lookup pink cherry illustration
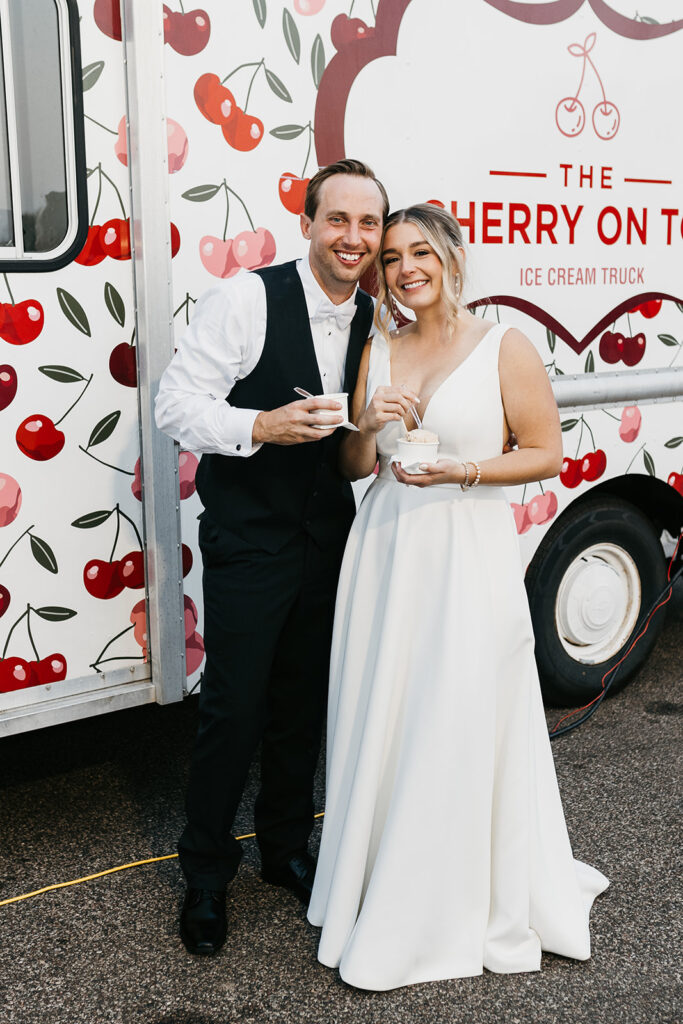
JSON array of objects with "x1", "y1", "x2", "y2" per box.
[
  {"x1": 185, "y1": 630, "x2": 205, "y2": 674},
  {"x1": 199, "y1": 236, "x2": 241, "y2": 278},
  {"x1": 130, "y1": 598, "x2": 147, "y2": 657},
  {"x1": 232, "y1": 228, "x2": 277, "y2": 271},
  {"x1": 131, "y1": 456, "x2": 142, "y2": 501},
  {"x1": 294, "y1": 0, "x2": 326, "y2": 13},
  {"x1": 114, "y1": 116, "x2": 128, "y2": 166},
  {"x1": 178, "y1": 451, "x2": 198, "y2": 499},
  {"x1": 527, "y1": 491, "x2": 558, "y2": 526},
  {"x1": 619, "y1": 406, "x2": 641, "y2": 443},
  {"x1": 0, "y1": 473, "x2": 22, "y2": 527},
  {"x1": 511, "y1": 502, "x2": 532, "y2": 534},
  {"x1": 184, "y1": 594, "x2": 198, "y2": 639},
  {"x1": 167, "y1": 118, "x2": 189, "y2": 173}
]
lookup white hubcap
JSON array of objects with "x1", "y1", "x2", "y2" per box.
[{"x1": 555, "y1": 543, "x2": 641, "y2": 664}]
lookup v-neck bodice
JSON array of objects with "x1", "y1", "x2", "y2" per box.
[{"x1": 367, "y1": 322, "x2": 508, "y2": 471}]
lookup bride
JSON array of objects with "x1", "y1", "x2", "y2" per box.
[{"x1": 307, "y1": 203, "x2": 609, "y2": 991}]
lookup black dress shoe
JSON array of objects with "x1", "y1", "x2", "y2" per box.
[
  {"x1": 261, "y1": 851, "x2": 316, "y2": 905},
  {"x1": 180, "y1": 887, "x2": 227, "y2": 955}
]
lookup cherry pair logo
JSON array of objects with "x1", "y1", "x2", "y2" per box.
[{"x1": 556, "y1": 33, "x2": 619, "y2": 140}]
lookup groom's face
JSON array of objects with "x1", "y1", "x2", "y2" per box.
[{"x1": 300, "y1": 174, "x2": 384, "y2": 300}]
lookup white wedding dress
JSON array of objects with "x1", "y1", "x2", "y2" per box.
[{"x1": 307, "y1": 323, "x2": 609, "y2": 991}]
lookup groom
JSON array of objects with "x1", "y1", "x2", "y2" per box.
[{"x1": 155, "y1": 159, "x2": 388, "y2": 955}]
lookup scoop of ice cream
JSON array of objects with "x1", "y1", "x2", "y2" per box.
[{"x1": 404, "y1": 428, "x2": 439, "y2": 444}]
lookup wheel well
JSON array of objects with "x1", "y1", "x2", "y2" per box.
[{"x1": 553, "y1": 473, "x2": 683, "y2": 539}]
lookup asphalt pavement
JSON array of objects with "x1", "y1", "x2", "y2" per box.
[{"x1": 0, "y1": 615, "x2": 681, "y2": 1024}]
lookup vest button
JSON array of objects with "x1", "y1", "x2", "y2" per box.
[{"x1": 312, "y1": 490, "x2": 318, "y2": 497}]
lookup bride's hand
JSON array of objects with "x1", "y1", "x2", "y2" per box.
[
  {"x1": 391, "y1": 459, "x2": 461, "y2": 487},
  {"x1": 357, "y1": 386, "x2": 420, "y2": 435}
]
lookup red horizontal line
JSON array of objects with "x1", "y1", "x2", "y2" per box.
[
  {"x1": 624, "y1": 177, "x2": 672, "y2": 185},
  {"x1": 489, "y1": 170, "x2": 547, "y2": 178}
]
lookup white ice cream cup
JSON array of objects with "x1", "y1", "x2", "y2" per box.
[
  {"x1": 396, "y1": 438, "x2": 440, "y2": 473},
  {"x1": 311, "y1": 391, "x2": 348, "y2": 429}
]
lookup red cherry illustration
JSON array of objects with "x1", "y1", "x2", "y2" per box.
[
  {"x1": 635, "y1": 299, "x2": 662, "y2": 319},
  {"x1": 93, "y1": 0, "x2": 122, "y2": 41},
  {"x1": 199, "y1": 236, "x2": 241, "y2": 278},
  {"x1": 581, "y1": 449, "x2": 607, "y2": 482},
  {"x1": 0, "y1": 584, "x2": 10, "y2": 619},
  {"x1": 164, "y1": 7, "x2": 211, "y2": 56},
  {"x1": 511, "y1": 502, "x2": 532, "y2": 534},
  {"x1": 131, "y1": 457, "x2": 142, "y2": 502},
  {"x1": 560, "y1": 457, "x2": 583, "y2": 488},
  {"x1": 668, "y1": 472, "x2": 683, "y2": 497},
  {"x1": 592, "y1": 101, "x2": 619, "y2": 140},
  {"x1": 331, "y1": 14, "x2": 375, "y2": 49},
  {"x1": 622, "y1": 332, "x2": 645, "y2": 367},
  {"x1": 75, "y1": 225, "x2": 107, "y2": 266},
  {"x1": 185, "y1": 630, "x2": 205, "y2": 674},
  {"x1": 0, "y1": 299, "x2": 44, "y2": 345},
  {"x1": 16, "y1": 415, "x2": 65, "y2": 461},
  {"x1": 221, "y1": 108, "x2": 264, "y2": 152},
  {"x1": 0, "y1": 656, "x2": 31, "y2": 693},
  {"x1": 619, "y1": 406, "x2": 641, "y2": 443},
  {"x1": 279, "y1": 173, "x2": 309, "y2": 215},
  {"x1": 179, "y1": 451, "x2": 198, "y2": 498},
  {"x1": 84, "y1": 558, "x2": 125, "y2": 599},
  {"x1": 598, "y1": 330, "x2": 619, "y2": 364},
  {"x1": 0, "y1": 364, "x2": 17, "y2": 411},
  {"x1": 100, "y1": 218, "x2": 131, "y2": 260},
  {"x1": 117, "y1": 550, "x2": 145, "y2": 589},
  {"x1": 182, "y1": 543, "x2": 193, "y2": 577},
  {"x1": 232, "y1": 228, "x2": 276, "y2": 271},
  {"x1": 555, "y1": 97, "x2": 585, "y2": 137},
  {"x1": 171, "y1": 222, "x2": 181, "y2": 258},
  {"x1": 0, "y1": 473, "x2": 21, "y2": 526},
  {"x1": 194, "y1": 73, "x2": 238, "y2": 126},
  {"x1": 109, "y1": 342, "x2": 137, "y2": 388},
  {"x1": 526, "y1": 491, "x2": 559, "y2": 526},
  {"x1": 30, "y1": 653, "x2": 67, "y2": 686}
]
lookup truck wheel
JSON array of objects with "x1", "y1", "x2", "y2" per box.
[{"x1": 525, "y1": 496, "x2": 667, "y2": 707}]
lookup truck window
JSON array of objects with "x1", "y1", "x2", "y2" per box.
[{"x1": 0, "y1": 0, "x2": 87, "y2": 270}]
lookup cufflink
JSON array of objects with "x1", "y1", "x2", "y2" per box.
[{"x1": 236, "y1": 444, "x2": 241, "y2": 451}]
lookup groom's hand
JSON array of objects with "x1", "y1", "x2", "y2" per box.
[{"x1": 252, "y1": 398, "x2": 344, "y2": 445}]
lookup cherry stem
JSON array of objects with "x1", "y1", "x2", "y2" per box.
[
  {"x1": 177, "y1": 0, "x2": 185, "y2": 11},
  {"x1": 0, "y1": 524, "x2": 34, "y2": 569},
  {"x1": 349, "y1": 0, "x2": 356, "y2": 15},
  {"x1": 521, "y1": 483, "x2": 527, "y2": 505},
  {"x1": 627, "y1": 312, "x2": 633, "y2": 335},
  {"x1": 574, "y1": 418, "x2": 584, "y2": 459},
  {"x1": 2, "y1": 273, "x2": 14, "y2": 305},
  {"x1": 370, "y1": 0, "x2": 376, "y2": 16},
  {"x1": 2, "y1": 606, "x2": 28, "y2": 659},
  {"x1": 90, "y1": 623, "x2": 136, "y2": 671},
  {"x1": 539, "y1": 480, "x2": 545, "y2": 495},
  {"x1": 225, "y1": 182, "x2": 255, "y2": 231},
  {"x1": 78, "y1": 446, "x2": 135, "y2": 475},
  {"x1": 586, "y1": 54, "x2": 608, "y2": 108},
  {"x1": 222, "y1": 183, "x2": 231, "y2": 242},
  {"x1": 669, "y1": 344, "x2": 682, "y2": 368},
  {"x1": 118, "y1": 505, "x2": 144, "y2": 551},
  {"x1": 130, "y1": 327, "x2": 136, "y2": 347},
  {"x1": 243, "y1": 59, "x2": 265, "y2": 114},
  {"x1": 25, "y1": 606, "x2": 40, "y2": 661},
  {"x1": 92, "y1": 655, "x2": 145, "y2": 671},
  {"x1": 84, "y1": 113, "x2": 117, "y2": 136},
  {"x1": 90, "y1": 164, "x2": 104, "y2": 225},
  {"x1": 54, "y1": 374, "x2": 93, "y2": 427},
  {"x1": 581, "y1": 415, "x2": 596, "y2": 451},
  {"x1": 221, "y1": 61, "x2": 260, "y2": 85},
  {"x1": 301, "y1": 123, "x2": 313, "y2": 180},
  {"x1": 625, "y1": 442, "x2": 645, "y2": 474},
  {"x1": 109, "y1": 506, "x2": 121, "y2": 563},
  {"x1": 602, "y1": 409, "x2": 620, "y2": 421},
  {"x1": 99, "y1": 164, "x2": 127, "y2": 219},
  {"x1": 569, "y1": 53, "x2": 587, "y2": 108}
]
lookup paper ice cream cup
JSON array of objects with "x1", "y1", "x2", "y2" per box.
[
  {"x1": 311, "y1": 392, "x2": 348, "y2": 429},
  {"x1": 396, "y1": 438, "x2": 440, "y2": 473}
]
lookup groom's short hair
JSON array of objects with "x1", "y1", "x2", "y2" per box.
[{"x1": 305, "y1": 159, "x2": 389, "y2": 223}]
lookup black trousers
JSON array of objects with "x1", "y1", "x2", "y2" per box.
[{"x1": 178, "y1": 519, "x2": 347, "y2": 891}]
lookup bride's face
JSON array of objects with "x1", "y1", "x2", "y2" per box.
[{"x1": 381, "y1": 221, "x2": 444, "y2": 312}]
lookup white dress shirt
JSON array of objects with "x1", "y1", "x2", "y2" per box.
[{"x1": 154, "y1": 257, "x2": 361, "y2": 457}]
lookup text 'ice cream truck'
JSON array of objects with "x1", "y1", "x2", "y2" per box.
[{"x1": 1, "y1": 0, "x2": 681, "y2": 734}]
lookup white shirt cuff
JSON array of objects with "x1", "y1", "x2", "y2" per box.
[{"x1": 228, "y1": 407, "x2": 263, "y2": 457}]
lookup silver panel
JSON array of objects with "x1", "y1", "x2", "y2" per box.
[
  {"x1": 0, "y1": 680, "x2": 156, "y2": 737},
  {"x1": 552, "y1": 366, "x2": 683, "y2": 411},
  {"x1": 121, "y1": 0, "x2": 185, "y2": 704}
]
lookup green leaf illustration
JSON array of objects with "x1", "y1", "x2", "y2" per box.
[
  {"x1": 104, "y1": 282, "x2": 125, "y2": 327},
  {"x1": 584, "y1": 350, "x2": 595, "y2": 373},
  {"x1": 283, "y1": 9, "x2": 301, "y2": 64},
  {"x1": 640, "y1": 16, "x2": 660, "y2": 24},
  {"x1": 658, "y1": 333, "x2": 679, "y2": 347},
  {"x1": 269, "y1": 124, "x2": 305, "y2": 140},
  {"x1": 675, "y1": 302, "x2": 683, "y2": 315},
  {"x1": 38, "y1": 365, "x2": 85, "y2": 383},
  {"x1": 88, "y1": 411, "x2": 121, "y2": 448},
  {"x1": 554, "y1": 367, "x2": 565, "y2": 375},
  {"x1": 561, "y1": 418, "x2": 579, "y2": 431},
  {"x1": 82, "y1": 61, "x2": 104, "y2": 92},
  {"x1": 265, "y1": 68, "x2": 292, "y2": 102},
  {"x1": 664, "y1": 437, "x2": 683, "y2": 449},
  {"x1": 253, "y1": 0, "x2": 266, "y2": 28},
  {"x1": 30, "y1": 534, "x2": 58, "y2": 574},
  {"x1": 311, "y1": 34, "x2": 325, "y2": 89},
  {"x1": 71, "y1": 510, "x2": 114, "y2": 529},
  {"x1": 181, "y1": 184, "x2": 221, "y2": 202},
  {"x1": 34, "y1": 606, "x2": 77, "y2": 621},
  {"x1": 643, "y1": 450, "x2": 655, "y2": 477},
  {"x1": 546, "y1": 327, "x2": 556, "y2": 353},
  {"x1": 57, "y1": 288, "x2": 91, "y2": 336}
]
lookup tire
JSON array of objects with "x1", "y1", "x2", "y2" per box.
[{"x1": 525, "y1": 496, "x2": 667, "y2": 707}]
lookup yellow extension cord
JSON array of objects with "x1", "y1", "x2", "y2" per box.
[{"x1": 0, "y1": 812, "x2": 325, "y2": 908}]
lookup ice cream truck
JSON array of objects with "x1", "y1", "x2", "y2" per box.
[{"x1": 1, "y1": 0, "x2": 681, "y2": 735}]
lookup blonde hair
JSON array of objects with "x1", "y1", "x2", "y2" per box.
[{"x1": 374, "y1": 204, "x2": 466, "y2": 342}]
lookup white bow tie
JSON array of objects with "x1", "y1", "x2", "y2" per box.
[{"x1": 311, "y1": 300, "x2": 356, "y2": 331}]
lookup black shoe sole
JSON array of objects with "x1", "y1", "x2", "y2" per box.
[
  {"x1": 260, "y1": 868, "x2": 311, "y2": 906},
  {"x1": 180, "y1": 925, "x2": 225, "y2": 956}
]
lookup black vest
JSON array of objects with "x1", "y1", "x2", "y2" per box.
[{"x1": 195, "y1": 261, "x2": 373, "y2": 553}]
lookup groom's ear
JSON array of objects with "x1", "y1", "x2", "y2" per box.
[{"x1": 300, "y1": 213, "x2": 313, "y2": 239}]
